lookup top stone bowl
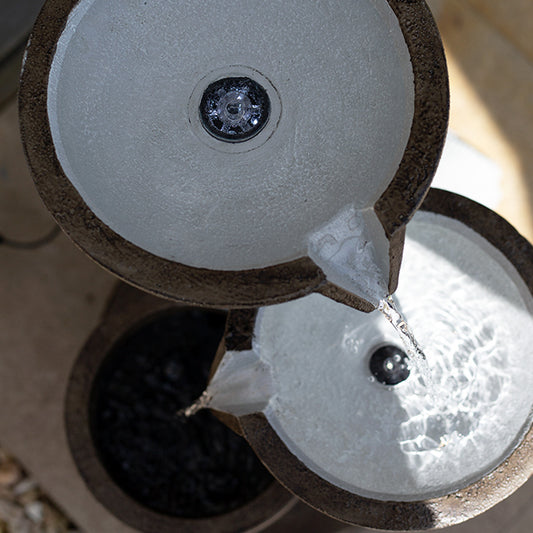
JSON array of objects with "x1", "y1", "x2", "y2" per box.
[{"x1": 19, "y1": 0, "x2": 448, "y2": 309}]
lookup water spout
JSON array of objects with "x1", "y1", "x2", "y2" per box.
[{"x1": 178, "y1": 349, "x2": 274, "y2": 419}]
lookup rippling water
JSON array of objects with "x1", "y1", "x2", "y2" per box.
[{"x1": 396, "y1": 274, "x2": 511, "y2": 456}]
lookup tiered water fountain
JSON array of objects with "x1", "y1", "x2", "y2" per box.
[{"x1": 18, "y1": 0, "x2": 532, "y2": 531}]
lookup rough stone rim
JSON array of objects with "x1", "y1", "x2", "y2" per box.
[
  {"x1": 19, "y1": 0, "x2": 448, "y2": 309},
  {"x1": 224, "y1": 189, "x2": 533, "y2": 530},
  {"x1": 64, "y1": 283, "x2": 296, "y2": 533}
]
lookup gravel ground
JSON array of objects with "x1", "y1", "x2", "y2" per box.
[{"x1": 0, "y1": 447, "x2": 81, "y2": 533}]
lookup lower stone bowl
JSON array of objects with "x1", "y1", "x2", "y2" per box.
[
  {"x1": 64, "y1": 284, "x2": 296, "y2": 533},
  {"x1": 209, "y1": 188, "x2": 533, "y2": 530}
]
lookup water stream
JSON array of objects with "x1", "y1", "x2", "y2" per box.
[
  {"x1": 177, "y1": 390, "x2": 212, "y2": 418},
  {"x1": 377, "y1": 295, "x2": 432, "y2": 388}
]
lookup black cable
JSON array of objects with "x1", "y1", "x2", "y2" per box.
[{"x1": 0, "y1": 224, "x2": 61, "y2": 250}]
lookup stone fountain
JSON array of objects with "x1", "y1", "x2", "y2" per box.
[{"x1": 17, "y1": 0, "x2": 532, "y2": 531}]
